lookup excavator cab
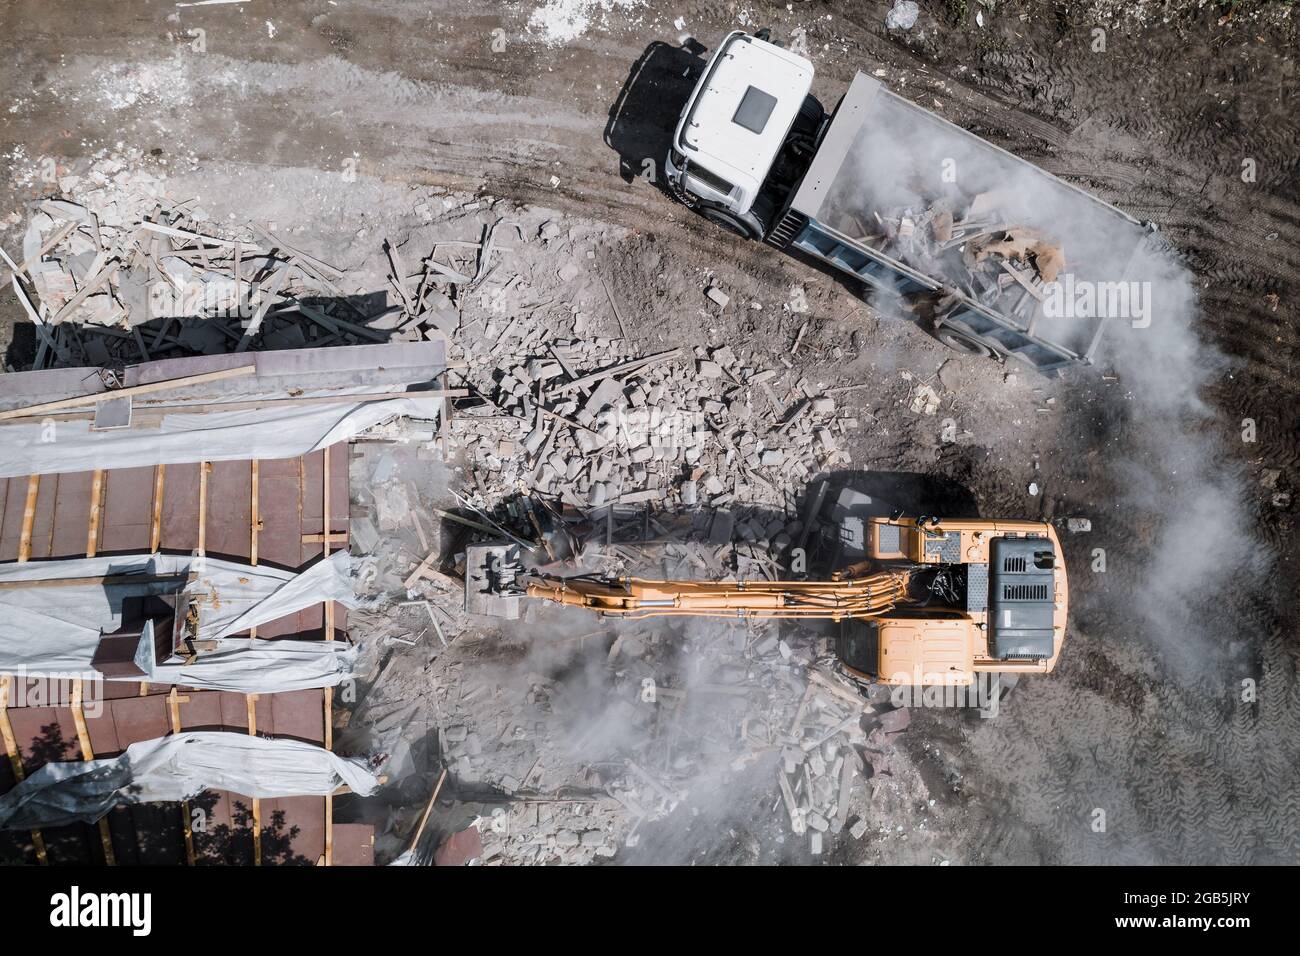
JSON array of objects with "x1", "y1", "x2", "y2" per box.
[{"x1": 831, "y1": 516, "x2": 1066, "y2": 686}]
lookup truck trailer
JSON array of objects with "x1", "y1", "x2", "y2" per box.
[{"x1": 665, "y1": 30, "x2": 1158, "y2": 374}]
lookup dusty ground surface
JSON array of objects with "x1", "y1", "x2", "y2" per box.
[{"x1": 1, "y1": 0, "x2": 1297, "y2": 865}]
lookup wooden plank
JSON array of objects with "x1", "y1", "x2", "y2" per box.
[
  {"x1": 555, "y1": 348, "x2": 681, "y2": 393},
  {"x1": 10, "y1": 275, "x2": 74, "y2": 364},
  {"x1": 250, "y1": 460, "x2": 259, "y2": 640},
  {"x1": 48, "y1": 261, "x2": 121, "y2": 325},
  {"x1": 2, "y1": 220, "x2": 76, "y2": 283},
  {"x1": 300, "y1": 532, "x2": 347, "y2": 544},
  {"x1": 198, "y1": 461, "x2": 209, "y2": 557},
  {"x1": 249, "y1": 223, "x2": 345, "y2": 280},
  {"x1": 599, "y1": 275, "x2": 629, "y2": 339},
  {"x1": 404, "y1": 547, "x2": 441, "y2": 590},
  {"x1": 85, "y1": 470, "x2": 104, "y2": 557},
  {"x1": 167, "y1": 687, "x2": 197, "y2": 866},
  {"x1": 27, "y1": 388, "x2": 467, "y2": 422},
  {"x1": 18, "y1": 476, "x2": 38, "y2": 562},
  {"x1": 0, "y1": 676, "x2": 48, "y2": 864},
  {"x1": 0, "y1": 572, "x2": 191, "y2": 591},
  {"x1": 138, "y1": 221, "x2": 263, "y2": 251},
  {"x1": 150, "y1": 464, "x2": 166, "y2": 552},
  {"x1": 322, "y1": 444, "x2": 334, "y2": 867},
  {"x1": 0, "y1": 365, "x2": 257, "y2": 421},
  {"x1": 250, "y1": 461, "x2": 260, "y2": 565},
  {"x1": 236, "y1": 258, "x2": 295, "y2": 352},
  {"x1": 246, "y1": 693, "x2": 262, "y2": 866},
  {"x1": 405, "y1": 767, "x2": 448, "y2": 858},
  {"x1": 71, "y1": 680, "x2": 116, "y2": 865}
]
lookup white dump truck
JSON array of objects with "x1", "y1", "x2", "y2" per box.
[{"x1": 665, "y1": 30, "x2": 1158, "y2": 374}]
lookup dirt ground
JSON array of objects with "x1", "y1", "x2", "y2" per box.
[{"x1": 1, "y1": 0, "x2": 1297, "y2": 865}]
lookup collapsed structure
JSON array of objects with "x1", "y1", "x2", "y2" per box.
[
  {"x1": 0, "y1": 145, "x2": 1040, "y2": 863},
  {"x1": 0, "y1": 342, "x2": 448, "y2": 865}
]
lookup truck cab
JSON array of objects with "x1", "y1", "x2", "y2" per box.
[{"x1": 665, "y1": 31, "x2": 817, "y2": 239}]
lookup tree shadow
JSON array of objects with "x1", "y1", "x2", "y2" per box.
[{"x1": 1, "y1": 720, "x2": 318, "y2": 865}]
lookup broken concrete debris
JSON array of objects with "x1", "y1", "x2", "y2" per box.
[
  {"x1": 447, "y1": 314, "x2": 856, "y2": 510},
  {"x1": 5, "y1": 157, "x2": 468, "y2": 369},
  {"x1": 885, "y1": 0, "x2": 920, "y2": 31}
]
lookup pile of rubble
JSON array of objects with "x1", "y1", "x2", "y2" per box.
[
  {"x1": 777, "y1": 667, "x2": 910, "y2": 852},
  {"x1": 436, "y1": 618, "x2": 914, "y2": 864},
  {"x1": 4, "y1": 152, "x2": 473, "y2": 368},
  {"x1": 448, "y1": 277, "x2": 858, "y2": 511}
]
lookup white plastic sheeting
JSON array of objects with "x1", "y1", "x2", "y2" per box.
[
  {"x1": 0, "y1": 551, "x2": 360, "y2": 692},
  {"x1": 0, "y1": 731, "x2": 379, "y2": 829},
  {"x1": 0, "y1": 396, "x2": 443, "y2": 479},
  {"x1": 144, "y1": 639, "x2": 358, "y2": 694}
]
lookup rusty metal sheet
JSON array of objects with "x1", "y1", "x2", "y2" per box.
[
  {"x1": 268, "y1": 688, "x2": 325, "y2": 745},
  {"x1": 205, "y1": 460, "x2": 252, "y2": 561},
  {"x1": 333, "y1": 823, "x2": 375, "y2": 866},
  {"x1": 159, "y1": 461, "x2": 201, "y2": 553},
  {"x1": 100, "y1": 466, "x2": 155, "y2": 554}
]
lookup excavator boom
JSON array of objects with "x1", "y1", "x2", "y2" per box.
[{"x1": 526, "y1": 569, "x2": 916, "y2": 621}]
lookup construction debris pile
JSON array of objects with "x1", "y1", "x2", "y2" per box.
[
  {"x1": 777, "y1": 666, "x2": 910, "y2": 852},
  {"x1": 855, "y1": 193, "x2": 1065, "y2": 321},
  {"x1": 3, "y1": 150, "x2": 470, "y2": 368},
  {"x1": 448, "y1": 306, "x2": 858, "y2": 511},
  {"x1": 356, "y1": 596, "x2": 912, "y2": 864}
]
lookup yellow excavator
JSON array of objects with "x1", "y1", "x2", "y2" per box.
[{"x1": 523, "y1": 515, "x2": 1067, "y2": 688}]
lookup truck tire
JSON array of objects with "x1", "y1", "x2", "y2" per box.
[
  {"x1": 935, "y1": 324, "x2": 993, "y2": 358},
  {"x1": 701, "y1": 206, "x2": 759, "y2": 240},
  {"x1": 798, "y1": 93, "x2": 825, "y2": 128}
]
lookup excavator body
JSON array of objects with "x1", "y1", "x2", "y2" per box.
[{"x1": 525, "y1": 514, "x2": 1068, "y2": 689}]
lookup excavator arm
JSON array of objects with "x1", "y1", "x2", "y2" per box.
[{"x1": 525, "y1": 568, "x2": 916, "y2": 621}]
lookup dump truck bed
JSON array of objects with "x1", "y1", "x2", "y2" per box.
[{"x1": 786, "y1": 73, "x2": 1152, "y2": 364}]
